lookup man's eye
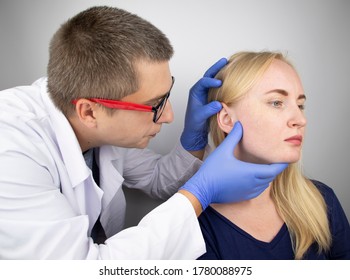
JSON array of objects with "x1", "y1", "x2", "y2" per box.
[
  {"x1": 154, "y1": 99, "x2": 163, "y2": 106},
  {"x1": 145, "y1": 100, "x2": 158, "y2": 107},
  {"x1": 153, "y1": 96, "x2": 167, "y2": 107}
]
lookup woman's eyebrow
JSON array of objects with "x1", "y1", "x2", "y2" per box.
[{"x1": 265, "y1": 89, "x2": 306, "y2": 100}]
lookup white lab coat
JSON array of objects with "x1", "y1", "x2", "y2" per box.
[{"x1": 0, "y1": 78, "x2": 206, "y2": 259}]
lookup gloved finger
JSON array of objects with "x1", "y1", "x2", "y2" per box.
[
  {"x1": 216, "y1": 121, "x2": 243, "y2": 153},
  {"x1": 254, "y1": 162, "x2": 289, "y2": 179},
  {"x1": 203, "y1": 58, "x2": 228, "y2": 78},
  {"x1": 199, "y1": 101, "x2": 222, "y2": 119},
  {"x1": 247, "y1": 183, "x2": 270, "y2": 200},
  {"x1": 253, "y1": 175, "x2": 276, "y2": 187},
  {"x1": 191, "y1": 77, "x2": 222, "y2": 95}
]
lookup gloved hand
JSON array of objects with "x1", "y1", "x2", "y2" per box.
[
  {"x1": 180, "y1": 58, "x2": 228, "y2": 151},
  {"x1": 180, "y1": 122, "x2": 288, "y2": 210}
]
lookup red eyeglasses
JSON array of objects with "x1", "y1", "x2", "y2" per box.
[{"x1": 72, "y1": 76, "x2": 175, "y2": 123}]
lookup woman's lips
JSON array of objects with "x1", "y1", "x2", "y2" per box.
[{"x1": 284, "y1": 135, "x2": 303, "y2": 145}]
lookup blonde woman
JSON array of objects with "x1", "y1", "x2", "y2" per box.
[{"x1": 198, "y1": 51, "x2": 350, "y2": 259}]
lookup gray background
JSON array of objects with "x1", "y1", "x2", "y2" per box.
[{"x1": 1, "y1": 0, "x2": 349, "y2": 226}]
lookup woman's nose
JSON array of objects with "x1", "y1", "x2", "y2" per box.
[{"x1": 287, "y1": 105, "x2": 307, "y2": 128}]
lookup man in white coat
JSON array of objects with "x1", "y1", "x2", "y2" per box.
[{"x1": 0, "y1": 6, "x2": 287, "y2": 259}]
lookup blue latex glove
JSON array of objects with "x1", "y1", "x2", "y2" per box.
[
  {"x1": 180, "y1": 58, "x2": 228, "y2": 151},
  {"x1": 180, "y1": 122, "x2": 288, "y2": 210}
]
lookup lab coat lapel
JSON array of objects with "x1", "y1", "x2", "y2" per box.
[
  {"x1": 41, "y1": 81, "x2": 103, "y2": 234},
  {"x1": 73, "y1": 178, "x2": 103, "y2": 234}
]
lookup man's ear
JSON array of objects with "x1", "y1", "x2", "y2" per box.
[
  {"x1": 217, "y1": 103, "x2": 237, "y2": 134},
  {"x1": 73, "y1": 99, "x2": 98, "y2": 128}
]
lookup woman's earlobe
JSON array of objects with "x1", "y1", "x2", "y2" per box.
[{"x1": 217, "y1": 103, "x2": 236, "y2": 134}]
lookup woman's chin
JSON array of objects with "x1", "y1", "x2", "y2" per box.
[{"x1": 238, "y1": 155, "x2": 299, "y2": 165}]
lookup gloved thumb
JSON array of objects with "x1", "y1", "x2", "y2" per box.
[{"x1": 217, "y1": 121, "x2": 243, "y2": 152}]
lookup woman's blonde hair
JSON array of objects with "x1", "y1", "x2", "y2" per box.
[{"x1": 208, "y1": 51, "x2": 331, "y2": 259}]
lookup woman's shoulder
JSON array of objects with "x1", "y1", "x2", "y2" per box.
[
  {"x1": 310, "y1": 179, "x2": 342, "y2": 214},
  {"x1": 310, "y1": 179, "x2": 336, "y2": 197}
]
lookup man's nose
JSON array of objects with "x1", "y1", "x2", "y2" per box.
[{"x1": 156, "y1": 100, "x2": 174, "y2": 124}]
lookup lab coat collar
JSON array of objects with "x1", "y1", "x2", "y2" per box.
[
  {"x1": 39, "y1": 78, "x2": 103, "y2": 231},
  {"x1": 39, "y1": 78, "x2": 92, "y2": 188}
]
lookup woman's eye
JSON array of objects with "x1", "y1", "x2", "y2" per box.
[
  {"x1": 270, "y1": 100, "x2": 284, "y2": 108},
  {"x1": 298, "y1": 104, "x2": 305, "y2": 110}
]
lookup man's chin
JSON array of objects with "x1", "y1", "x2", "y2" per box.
[{"x1": 136, "y1": 139, "x2": 151, "y2": 149}]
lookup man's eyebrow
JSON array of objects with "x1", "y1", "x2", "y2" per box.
[
  {"x1": 145, "y1": 76, "x2": 175, "y2": 104},
  {"x1": 146, "y1": 93, "x2": 167, "y2": 104},
  {"x1": 265, "y1": 89, "x2": 306, "y2": 100}
]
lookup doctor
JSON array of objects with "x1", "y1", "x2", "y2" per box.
[{"x1": 0, "y1": 6, "x2": 287, "y2": 259}]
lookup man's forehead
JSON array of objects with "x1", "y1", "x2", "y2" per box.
[{"x1": 122, "y1": 76, "x2": 172, "y2": 103}]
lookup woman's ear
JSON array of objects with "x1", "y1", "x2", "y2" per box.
[{"x1": 217, "y1": 103, "x2": 237, "y2": 134}]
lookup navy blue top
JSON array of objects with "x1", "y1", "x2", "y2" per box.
[{"x1": 198, "y1": 180, "x2": 350, "y2": 259}]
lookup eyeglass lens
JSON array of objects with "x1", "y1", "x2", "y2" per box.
[
  {"x1": 153, "y1": 76, "x2": 174, "y2": 123},
  {"x1": 154, "y1": 94, "x2": 169, "y2": 122}
]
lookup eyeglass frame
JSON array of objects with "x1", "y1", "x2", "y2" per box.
[{"x1": 72, "y1": 76, "x2": 175, "y2": 123}]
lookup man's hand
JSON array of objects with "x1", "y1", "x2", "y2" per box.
[
  {"x1": 180, "y1": 122, "x2": 288, "y2": 212},
  {"x1": 180, "y1": 58, "x2": 228, "y2": 153}
]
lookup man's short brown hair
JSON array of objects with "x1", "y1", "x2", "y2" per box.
[{"x1": 47, "y1": 6, "x2": 173, "y2": 116}]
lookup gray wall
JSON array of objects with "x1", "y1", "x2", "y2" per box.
[{"x1": 1, "y1": 0, "x2": 349, "y2": 225}]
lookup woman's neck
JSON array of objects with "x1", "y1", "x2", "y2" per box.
[{"x1": 211, "y1": 184, "x2": 284, "y2": 242}]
